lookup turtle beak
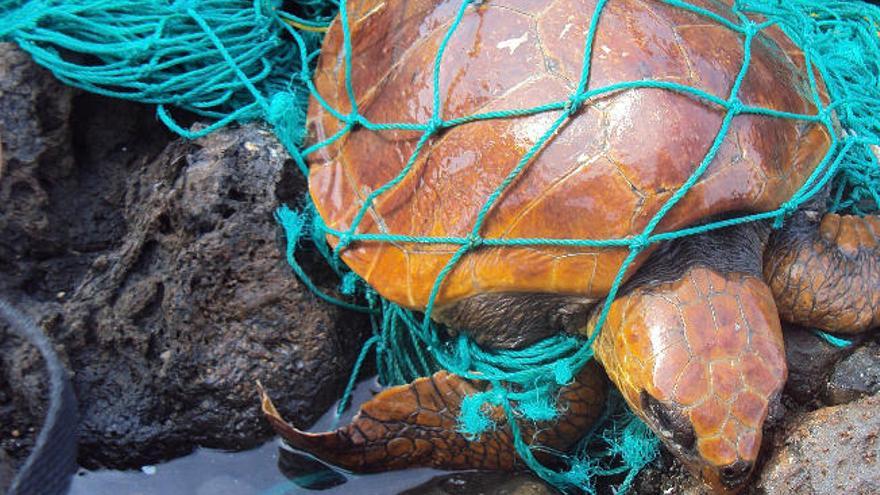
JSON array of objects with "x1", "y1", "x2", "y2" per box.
[
  {"x1": 638, "y1": 390, "x2": 758, "y2": 493},
  {"x1": 700, "y1": 460, "x2": 754, "y2": 494}
]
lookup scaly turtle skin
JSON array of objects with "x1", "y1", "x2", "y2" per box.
[{"x1": 262, "y1": 0, "x2": 880, "y2": 492}]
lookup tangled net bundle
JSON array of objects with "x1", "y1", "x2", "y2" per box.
[{"x1": 2, "y1": 0, "x2": 879, "y2": 492}]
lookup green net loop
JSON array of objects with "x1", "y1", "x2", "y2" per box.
[
  {"x1": 3, "y1": 0, "x2": 880, "y2": 492},
  {"x1": 0, "y1": 0, "x2": 329, "y2": 142}
]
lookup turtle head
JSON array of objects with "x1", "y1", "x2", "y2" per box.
[{"x1": 590, "y1": 266, "x2": 787, "y2": 493}]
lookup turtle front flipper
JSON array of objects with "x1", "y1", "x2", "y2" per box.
[
  {"x1": 260, "y1": 366, "x2": 606, "y2": 472},
  {"x1": 765, "y1": 213, "x2": 880, "y2": 333}
]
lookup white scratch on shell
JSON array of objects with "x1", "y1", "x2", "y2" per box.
[
  {"x1": 497, "y1": 32, "x2": 529, "y2": 55},
  {"x1": 560, "y1": 23, "x2": 573, "y2": 39}
]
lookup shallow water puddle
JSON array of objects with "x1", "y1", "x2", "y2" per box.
[{"x1": 70, "y1": 377, "x2": 447, "y2": 495}]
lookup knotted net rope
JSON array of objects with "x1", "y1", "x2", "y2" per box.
[{"x1": 2, "y1": 0, "x2": 879, "y2": 492}]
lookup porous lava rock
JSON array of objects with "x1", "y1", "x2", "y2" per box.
[{"x1": 0, "y1": 43, "x2": 368, "y2": 469}]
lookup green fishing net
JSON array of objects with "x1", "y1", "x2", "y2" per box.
[{"x1": 2, "y1": 0, "x2": 879, "y2": 493}]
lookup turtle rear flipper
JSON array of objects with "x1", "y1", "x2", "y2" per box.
[
  {"x1": 260, "y1": 366, "x2": 606, "y2": 472},
  {"x1": 765, "y1": 212, "x2": 880, "y2": 334}
]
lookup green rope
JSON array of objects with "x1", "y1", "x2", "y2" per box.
[
  {"x1": 3, "y1": 0, "x2": 879, "y2": 493},
  {"x1": 0, "y1": 0, "x2": 325, "y2": 146},
  {"x1": 811, "y1": 329, "x2": 854, "y2": 348}
]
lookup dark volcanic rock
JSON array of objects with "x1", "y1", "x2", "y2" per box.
[
  {"x1": 62, "y1": 123, "x2": 369, "y2": 468},
  {"x1": 782, "y1": 325, "x2": 854, "y2": 406},
  {"x1": 1, "y1": 43, "x2": 368, "y2": 470},
  {"x1": 0, "y1": 327, "x2": 45, "y2": 470},
  {"x1": 0, "y1": 42, "x2": 75, "y2": 291},
  {"x1": 824, "y1": 342, "x2": 880, "y2": 406},
  {"x1": 0, "y1": 448, "x2": 13, "y2": 492},
  {"x1": 632, "y1": 448, "x2": 704, "y2": 495},
  {"x1": 1, "y1": 40, "x2": 79, "y2": 472},
  {"x1": 757, "y1": 393, "x2": 880, "y2": 495}
]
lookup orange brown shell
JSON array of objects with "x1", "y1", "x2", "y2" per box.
[{"x1": 306, "y1": 0, "x2": 832, "y2": 311}]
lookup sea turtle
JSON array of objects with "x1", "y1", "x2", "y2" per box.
[{"x1": 261, "y1": 0, "x2": 880, "y2": 492}]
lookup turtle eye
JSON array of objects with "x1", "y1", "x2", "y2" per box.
[{"x1": 640, "y1": 391, "x2": 696, "y2": 451}]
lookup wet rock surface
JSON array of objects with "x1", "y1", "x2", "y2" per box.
[
  {"x1": 0, "y1": 40, "x2": 79, "y2": 471},
  {"x1": 62, "y1": 123, "x2": 368, "y2": 468},
  {"x1": 400, "y1": 472, "x2": 556, "y2": 495},
  {"x1": 781, "y1": 325, "x2": 856, "y2": 407},
  {"x1": 632, "y1": 449, "x2": 704, "y2": 495},
  {"x1": 0, "y1": 43, "x2": 75, "y2": 270},
  {"x1": 0, "y1": 448, "x2": 13, "y2": 492},
  {"x1": 1, "y1": 43, "x2": 368, "y2": 470},
  {"x1": 824, "y1": 341, "x2": 880, "y2": 406},
  {"x1": 758, "y1": 393, "x2": 880, "y2": 494},
  {"x1": 0, "y1": 329, "x2": 46, "y2": 475}
]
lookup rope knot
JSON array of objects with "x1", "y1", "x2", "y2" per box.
[
  {"x1": 630, "y1": 234, "x2": 649, "y2": 252},
  {"x1": 266, "y1": 92, "x2": 294, "y2": 127},
  {"x1": 781, "y1": 200, "x2": 798, "y2": 216},
  {"x1": 727, "y1": 97, "x2": 744, "y2": 115},
  {"x1": 465, "y1": 235, "x2": 483, "y2": 250},
  {"x1": 773, "y1": 201, "x2": 798, "y2": 229},
  {"x1": 741, "y1": 19, "x2": 759, "y2": 36},
  {"x1": 344, "y1": 112, "x2": 359, "y2": 128},
  {"x1": 553, "y1": 360, "x2": 573, "y2": 385},
  {"x1": 427, "y1": 115, "x2": 444, "y2": 134},
  {"x1": 566, "y1": 94, "x2": 584, "y2": 118},
  {"x1": 338, "y1": 232, "x2": 353, "y2": 249}
]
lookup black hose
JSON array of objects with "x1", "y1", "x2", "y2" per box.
[{"x1": 0, "y1": 299, "x2": 77, "y2": 495}]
